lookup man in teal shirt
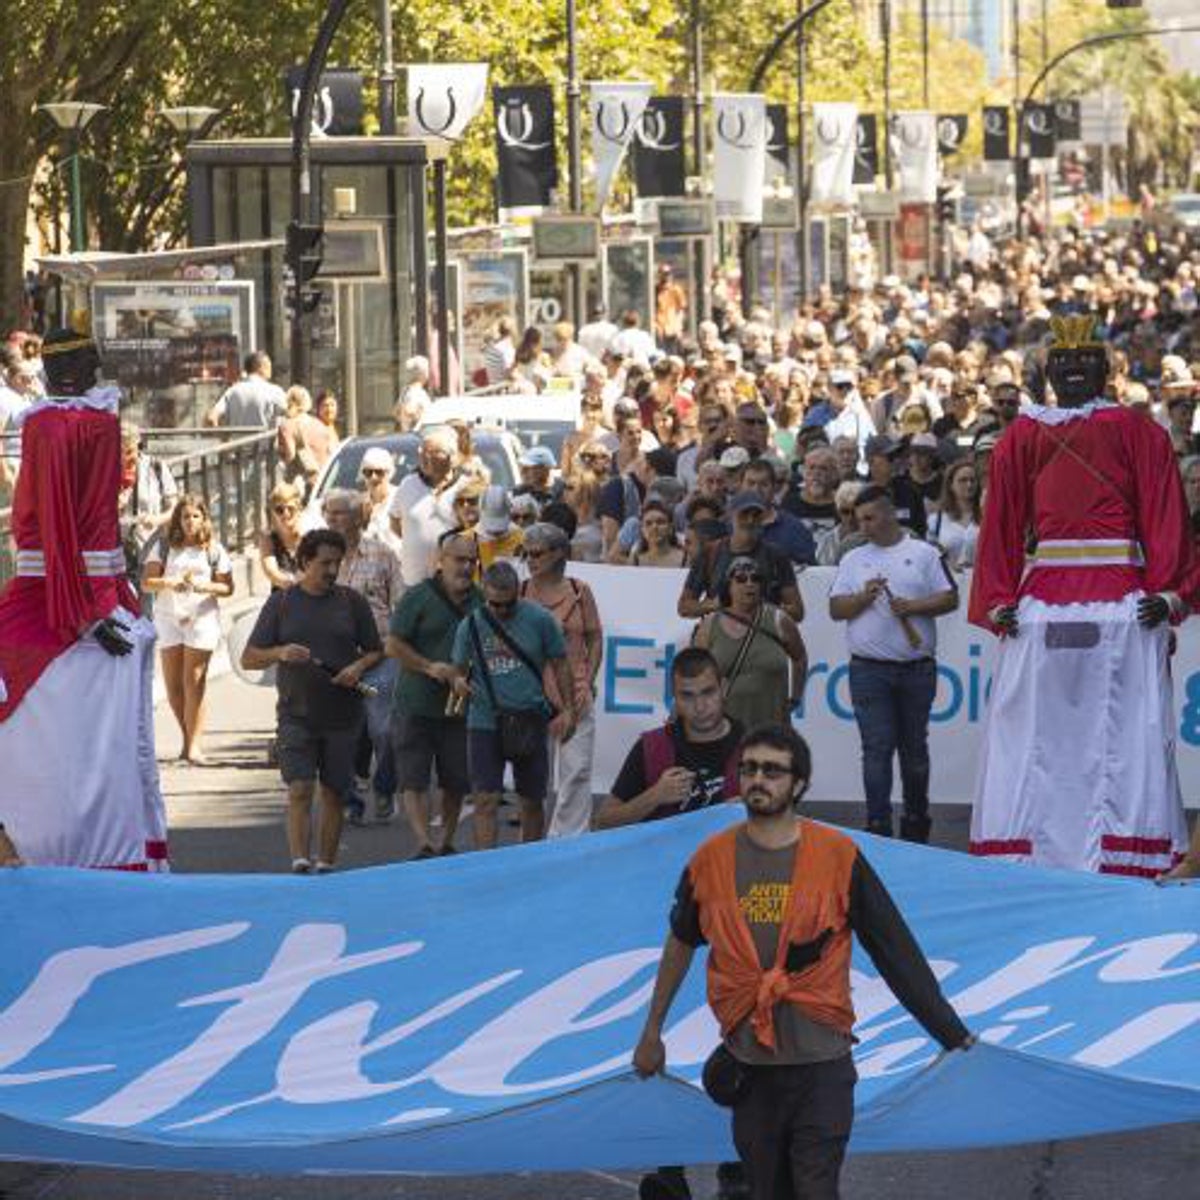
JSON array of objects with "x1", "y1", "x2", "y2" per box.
[
  {"x1": 387, "y1": 533, "x2": 482, "y2": 857},
  {"x1": 452, "y1": 561, "x2": 576, "y2": 848}
]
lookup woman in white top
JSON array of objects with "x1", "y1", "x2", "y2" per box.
[
  {"x1": 142, "y1": 495, "x2": 234, "y2": 764},
  {"x1": 930, "y1": 458, "x2": 981, "y2": 571}
]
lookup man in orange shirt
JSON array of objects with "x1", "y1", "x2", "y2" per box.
[
  {"x1": 633, "y1": 724, "x2": 972, "y2": 1200},
  {"x1": 655, "y1": 264, "x2": 688, "y2": 354}
]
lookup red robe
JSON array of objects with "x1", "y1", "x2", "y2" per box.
[
  {"x1": 0, "y1": 395, "x2": 138, "y2": 722},
  {"x1": 969, "y1": 405, "x2": 1197, "y2": 630}
]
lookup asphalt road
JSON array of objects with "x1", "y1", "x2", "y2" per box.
[{"x1": 2, "y1": 670, "x2": 1197, "y2": 1199}]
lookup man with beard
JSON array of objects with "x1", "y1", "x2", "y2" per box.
[{"x1": 633, "y1": 724, "x2": 973, "y2": 1200}]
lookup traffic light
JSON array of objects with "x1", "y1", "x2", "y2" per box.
[
  {"x1": 936, "y1": 185, "x2": 956, "y2": 224},
  {"x1": 286, "y1": 220, "x2": 324, "y2": 286}
]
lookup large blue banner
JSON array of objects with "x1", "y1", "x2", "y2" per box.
[{"x1": 2, "y1": 809, "x2": 1198, "y2": 1174}]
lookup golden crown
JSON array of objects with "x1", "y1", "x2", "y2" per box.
[{"x1": 1049, "y1": 314, "x2": 1101, "y2": 350}]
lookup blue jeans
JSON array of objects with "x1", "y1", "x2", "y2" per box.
[
  {"x1": 847, "y1": 657, "x2": 937, "y2": 826},
  {"x1": 362, "y1": 658, "x2": 398, "y2": 800}
]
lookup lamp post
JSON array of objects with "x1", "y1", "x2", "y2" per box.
[
  {"x1": 566, "y1": 0, "x2": 584, "y2": 323},
  {"x1": 38, "y1": 102, "x2": 106, "y2": 254},
  {"x1": 689, "y1": 0, "x2": 705, "y2": 181},
  {"x1": 162, "y1": 106, "x2": 221, "y2": 139}
]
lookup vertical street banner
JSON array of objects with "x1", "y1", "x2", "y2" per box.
[
  {"x1": 1024, "y1": 102, "x2": 1057, "y2": 160},
  {"x1": 854, "y1": 114, "x2": 879, "y2": 185},
  {"x1": 892, "y1": 111, "x2": 938, "y2": 204},
  {"x1": 406, "y1": 63, "x2": 489, "y2": 140},
  {"x1": 1054, "y1": 98, "x2": 1082, "y2": 143},
  {"x1": 494, "y1": 85, "x2": 557, "y2": 210},
  {"x1": 810, "y1": 102, "x2": 859, "y2": 208},
  {"x1": 633, "y1": 96, "x2": 687, "y2": 198},
  {"x1": 765, "y1": 103, "x2": 790, "y2": 184},
  {"x1": 937, "y1": 114, "x2": 968, "y2": 157},
  {"x1": 712, "y1": 93, "x2": 768, "y2": 223},
  {"x1": 284, "y1": 67, "x2": 364, "y2": 137},
  {"x1": 589, "y1": 81, "x2": 653, "y2": 210},
  {"x1": 982, "y1": 106, "x2": 1011, "y2": 161}
]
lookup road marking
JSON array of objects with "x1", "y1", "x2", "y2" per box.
[{"x1": 586, "y1": 1169, "x2": 639, "y2": 1193}]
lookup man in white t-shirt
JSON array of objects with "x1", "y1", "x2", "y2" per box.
[
  {"x1": 387, "y1": 427, "x2": 463, "y2": 587},
  {"x1": 823, "y1": 367, "x2": 876, "y2": 463},
  {"x1": 828, "y1": 486, "x2": 957, "y2": 843}
]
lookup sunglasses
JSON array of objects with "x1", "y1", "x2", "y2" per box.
[
  {"x1": 362, "y1": 468, "x2": 388, "y2": 478},
  {"x1": 581, "y1": 454, "x2": 611, "y2": 465},
  {"x1": 730, "y1": 570, "x2": 763, "y2": 584},
  {"x1": 738, "y1": 759, "x2": 793, "y2": 781},
  {"x1": 455, "y1": 495, "x2": 480, "y2": 507},
  {"x1": 512, "y1": 511, "x2": 537, "y2": 524},
  {"x1": 273, "y1": 505, "x2": 298, "y2": 515},
  {"x1": 739, "y1": 415, "x2": 768, "y2": 426},
  {"x1": 525, "y1": 548, "x2": 552, "y2": 560}
]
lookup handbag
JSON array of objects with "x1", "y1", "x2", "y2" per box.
[
  {"x1": 701, "y1": 1043, "x2": 753, "y2": 1108},
  {"x1": 468, "y1": 612, "x2": 549, "y2": 760}
]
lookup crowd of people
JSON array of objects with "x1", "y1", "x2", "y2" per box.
[
  {"x1": 5, "y1": 221, "x2": 1200, "y2": 881},
  {"x1": 4, "y1": 218, "x2": 1200, "y2": 1200}
]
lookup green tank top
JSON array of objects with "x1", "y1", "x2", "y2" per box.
[{"x1": 707, "y1": 605, "x2": 791, "y2": 732}]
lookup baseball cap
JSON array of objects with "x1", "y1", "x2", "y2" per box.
[
  {"x1": 894, "y1": 354, "x2": 918, "y2": 380},
  {"x1": 728, "y1": 490, "x2": 767, "y2": 514},
  {"x1": 830, "y1": 367, "x2": 857, "y2": 388},
  {"x1": 518, "y1": 445, "x2": 557, "y2": 469},
  {"x1": 908, "y1": 432, "x2": 939, "y2": 453},
  {"x1": 360, "y1": 446, "x2": 395, "y2": 474},
  {"x1": 718, "y1": 446, "x2": 751, "y2": 471},
  {"x1": 479, "y1": 486, "x2": 511, "y2": 536},
  {"x1": 864, "y1": 434, "x2": 899, "y2": 459}
]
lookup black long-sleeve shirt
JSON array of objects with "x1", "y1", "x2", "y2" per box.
[{"x1": 670, "y1": 846, "x2": 969, "y2": 1054}]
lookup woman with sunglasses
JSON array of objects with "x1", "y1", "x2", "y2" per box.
[
  {"x1": 691, "y1": 555, "x2": 807, "y2": 733},
  {"x1": 258, "y1": 482, "x2": 304, "y2": 591},
  {"x1": 560, "y1": 393, "x2": 613, "y2": 477}
]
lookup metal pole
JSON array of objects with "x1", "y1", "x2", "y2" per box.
[
  {"x1": 920, "y1": 0, "x2": 930, "y2": 109},
  {"x1": 379, "y1": 0, "x2": 396, "y2": 135},
  {"x1": 290, "y1": 0, "x2": 353, "y2": 387},
  {"x1": 882, "y1": 0, "x2": 892, "y2": 191},
  {"x1": 69, "y1": 133, "x2": 84, "y2": 253},
  {"x1": 1041, "y1": 0, "x2": 1048, "y2": 77},
  {"x1": 566, "y1": 0, "x2": 584, "y2": 323},
  {"x1": 433, "y1": 160, "x2": 451, "y2": 396},
  {"x1": 797, "y1": 0, "x2": 809, "y2": 304},
  {"x1": 690, "y1": 0, "x2": 705, "y2": 180}
]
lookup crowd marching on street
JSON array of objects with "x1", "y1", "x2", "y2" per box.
[{"x1": 4, "y1": 214, "x2": 1200, "y2": 1200}]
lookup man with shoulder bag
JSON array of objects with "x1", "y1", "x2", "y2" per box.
[{"x1": 451, "y1": 561, "x2": 577, "y2": 849}]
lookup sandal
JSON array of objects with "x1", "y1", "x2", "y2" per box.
[{"x1": 291, "y1": 858, "x2": 311, "y2": 874}]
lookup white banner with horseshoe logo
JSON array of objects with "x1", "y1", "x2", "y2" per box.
[
  {"x1": 810, "y1": 101, "x2": 859, "y2": 208},
  {"x1": 405, "y1": 63, "x2": 489, "y2": 141},
  {"x1": 589, "y1": 81, "x2": 653, "y2": 211},
  {"x1": 712, "y1": 93, "x2": 768, "y2": 223}
]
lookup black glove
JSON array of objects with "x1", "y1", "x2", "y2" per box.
[
  {"x1": 1137, "y1": 593, "x2": 1170, "y2": 629},
  {"x1": 93, "y1": 617, "x2": 134, "y2": 657},
  {"x1": 990, "y1": 605, "x2": 1019, "y2": 637}
]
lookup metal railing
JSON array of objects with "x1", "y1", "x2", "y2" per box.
[
  {"x1": 162, "y1": 430, "x2": 279, "y2": 558},
  {"x1": 0, "y1": 428, "x2": 279, "y2": 587}
]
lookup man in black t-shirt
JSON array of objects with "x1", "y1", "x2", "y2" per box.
[
  {"x1": 244, "y1": 529, "x2": 382, "y2": 874},
  {"x1": 593, "y1": 647, "x2": 747, "y2": 1200}
]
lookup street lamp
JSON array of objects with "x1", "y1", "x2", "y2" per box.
[
  {"x1": 38, "y1": 101, "x2": 106, "y2": 254},
  {"x1": 161, "y1": 106, "x2": 221, "y2": 138}
]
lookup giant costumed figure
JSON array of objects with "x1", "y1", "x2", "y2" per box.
[
  {"x1": 0, "y1": 329, "x2": 168, "y2": 869},
  {"x1": 968, "y1": 317, "x2": 1193, "y2": 876}
]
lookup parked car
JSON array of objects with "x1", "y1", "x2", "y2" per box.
[
  {"x1": 304, "y1": 428, "x2": 521, "y2": 528},
  {"x1": 418, "y1": 391, "x2": 580, "y2": 464},
  {"x1": 1164, "y1": 193, "x2": 1200, "y2": 234}
]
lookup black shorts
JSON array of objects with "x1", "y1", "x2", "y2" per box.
[
  {"x1": 467, "y1": 726, "x2": 549, "y2": 803},
  {"x1": 277, "y1": 714, "x2": 362, "y2": 795},
  {"x1": 392, "y1": 712, "x2": 470, "y2": 796}
]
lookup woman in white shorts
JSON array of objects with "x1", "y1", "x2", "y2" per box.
[{"x1": 142, "y1": 494, "x2": 233, "y2": 764}]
